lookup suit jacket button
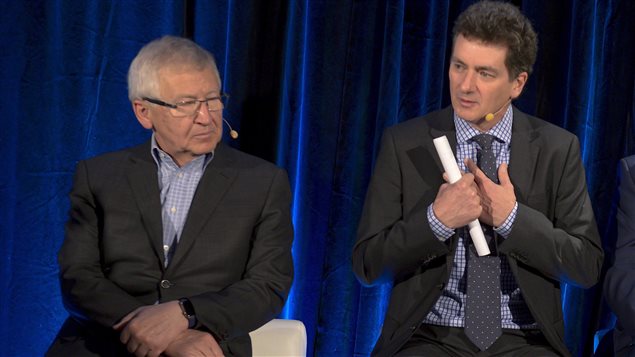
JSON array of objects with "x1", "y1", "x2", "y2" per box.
[{"x1": 160, "y1": 279, "x2": 172, "y2": 289}]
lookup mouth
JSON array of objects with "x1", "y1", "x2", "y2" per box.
[
  {"x1": 192, "y1": 131, "x2": 213, "y2": 140},
  {"x1": 457, "y1": 97, "x2": 478, "y2": 107}
]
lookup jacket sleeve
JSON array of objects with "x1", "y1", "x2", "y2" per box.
[
  {"x1": 500, "y1": 135, "x2": 603, "y2": 288},
  {"x1": 604, "y1": 157, "x2": 635, "y2": 335},
  {"x1": 190, "y1": 168, "x2": 294, "y2": 340},
  {"x1": 352, "y1": 128, "x2": 449, "y2": 286},
  {"x1": 58, "y1": 160, "x2": 145, "y2": 326}
]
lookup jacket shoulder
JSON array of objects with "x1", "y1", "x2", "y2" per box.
[
  {"x1": 390, "y1": 107, "x2": 451, "y2": 131},
  {"x1": 519, "y1": 112, "x2": 576, "y2": 140},
  {"x1": 218, "y1": 144, "x2": 284, "y2": 174}
]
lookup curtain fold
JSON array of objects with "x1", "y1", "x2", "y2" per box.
[{"x1": 2, "y1": 1, "x2": 634, "y2": 356}]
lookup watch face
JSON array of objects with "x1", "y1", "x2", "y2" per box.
[
  {"x1": 179, "y1": 298, "x2": 196, "y2": 328},
  {"x1": 179, "y1": 298, "x2": 195, "y2": 317}
]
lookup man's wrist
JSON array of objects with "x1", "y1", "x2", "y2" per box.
[
  {"x1": 427, "y1": 204, "x2": 455, "y2": 241},
  {"x1": 494, "y1": 201, "x2": 518, "y2": 238},
  {"x1": 178, "y1": 298, "x2": 197, "y2": 329}
]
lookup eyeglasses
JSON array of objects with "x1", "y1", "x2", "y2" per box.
[{"x1": 142, "y1": 93, "x2": 229, "y2": 118}]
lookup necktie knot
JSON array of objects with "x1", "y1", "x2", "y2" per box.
[
  {"x1": 472, "y1": 134, "x2": 498, "y2": 183},
  {"x1": 472, "y1": 134, "x2": 495, "y2": 151}
]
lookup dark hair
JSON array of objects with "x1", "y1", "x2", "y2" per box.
[{"x1": 452, "y1": 0, "x2": 538, "y2": 79}]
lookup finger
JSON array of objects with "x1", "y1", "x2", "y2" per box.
[
  {"x1": 126, "y1": 339, "x2": 140, "y2": 354},
  {"x1": 498, "y1": 163, "x2": 512, "y2": 186},
  {"x1": 119, "y1": 326, "x2": 131, "y2": 344},
  {"x1": 113, "y1": 311, "x2": 136, "y2": 330},
  {"x1": 211, "y1": 343, "x2": 225, "y2": 357},
  {"x1": 442, "y1": 172, "x2": 449, "y2": 183},
  {"x1": 465, "y1": 159, "x2": 491, "y2": 185},
  {"x1": 464, "y1": 158, "x2": 479, "y2": 177},
  {"x1": 464, "y1": 158, "x2": 479, "y2": 175},
  {"x1": 148, "y1": 347, "x2": 162, "y2": 357},
  {"x1": 461, "y1": 172, "x2": 475, "y2": 183},
  {"x1": 134, "y1": 344, "x2": 150, "y2": 357}
]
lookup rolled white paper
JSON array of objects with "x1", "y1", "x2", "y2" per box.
[{"x1": 432, "y1": 135, "x2": 490, "y2": 256}]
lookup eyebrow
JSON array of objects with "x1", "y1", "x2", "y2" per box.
[
  {"x1": 451, "y1": 57, "x2": 499, "y2": 74},
  {"x1": 175, "y1": 91, "x2": 222, "y2": 100},
  {"x1": 475, "y1": 65, "x2": 499, "y2": 74}
]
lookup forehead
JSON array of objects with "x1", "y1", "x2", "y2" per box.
[
  {"x1": 451, "y1": 35, "x2": 509, "y2": 70},
  {"x1": 157, "y1": 65, "x2": 220, "y2": 97}
]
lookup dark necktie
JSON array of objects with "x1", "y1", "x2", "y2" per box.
[{"x1": 465, "y1": 134, "x2": 502, "y2": 351}]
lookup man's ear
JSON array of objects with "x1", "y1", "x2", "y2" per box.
[
  {"x1": 510, "y1": 72, "x2": 528, "y2": 99},
  {"x1": 133, "y1": 100, "x2": 153, "y2": 130}
]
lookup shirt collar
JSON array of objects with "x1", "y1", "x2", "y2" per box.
[{"x1": 454, "y1": 105, "x2": 513, "y2": 145}]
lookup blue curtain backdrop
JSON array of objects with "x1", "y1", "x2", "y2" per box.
[{"x1": 1, "y1": 0, "x2": 634, "y2": 356}]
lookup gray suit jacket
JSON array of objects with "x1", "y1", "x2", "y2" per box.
[
  {"x1": 604, "y1": 155, "x2": 635, "y2": 356},
  {"x1": 48, "y1": 141, "x2": 294, "y2": 356},
  {"x1": 353, "y1": 106, "x2": 603, "y2": 356}
]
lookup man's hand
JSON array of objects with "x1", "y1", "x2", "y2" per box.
[
  {"x1": 164, "y1": 329, "x2": 225, "y2": 357},
  {"x1": 432, "y1": 172, "x2": 482, "y2": 228},
  {"x1": 466, "y1": 159, "x2": 516, "y2": 227},
  {"x1": 113, "y1": 301, "x2": 188, "y2": 357}
]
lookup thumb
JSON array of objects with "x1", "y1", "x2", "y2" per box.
[
  {"x1": 498, "y1": 163, "x2": 512, "y2": 186},
  {"x1": 442, "y1": 172, "x2": 450, "y2": 183}
]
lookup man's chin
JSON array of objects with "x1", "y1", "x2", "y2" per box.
[
  {"x1": 191, "y1": 141, "x2": 218, "y2": 156},
  {"x1": 456, "y1": 111, "x2": 486, "y2": 123}
]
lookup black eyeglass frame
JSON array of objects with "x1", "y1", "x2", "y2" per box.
[{"x1": 142, "y1": 93, "x2": 230, "y2": 114}]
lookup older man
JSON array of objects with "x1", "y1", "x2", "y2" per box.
[
  {"x1": 48, "y1": 36, "x2": 293, "y2": 357},
  {"x1": 353, "y1": 1, "x2": 603, "y2": 356}
]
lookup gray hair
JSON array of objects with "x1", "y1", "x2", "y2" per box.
[{"x1": 127, "y1": 36, "x2": 221, "y2": 101}]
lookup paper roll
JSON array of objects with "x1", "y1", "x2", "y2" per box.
[{"x1": 433, "y1": 136, "x2": 490, "y2": 256}]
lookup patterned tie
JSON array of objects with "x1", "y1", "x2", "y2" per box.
[{"x1": 465, "y1": 134, "x2": 502, "y2": 351}]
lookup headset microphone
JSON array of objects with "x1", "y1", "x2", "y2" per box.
[
  {"x1": 485, "y1": 98, "x2": 512, "y2": 121},
  {"x1": 222, "y1": 118, "x2": 239, "y2": 139}
]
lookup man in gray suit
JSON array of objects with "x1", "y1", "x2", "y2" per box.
[
  {"x1": 48, "y1": 36, "x2": 293, "y2": 357},
  {"x1": 605, "y1": 155, "x2": 635, "y2": 356},
  {"x1": 353, "y1": 1, "x2": 603, "y2": 356}
]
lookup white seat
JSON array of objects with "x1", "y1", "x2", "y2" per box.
[{"x1": 249, "y1": 319, "x2": 307, "y2": 356}]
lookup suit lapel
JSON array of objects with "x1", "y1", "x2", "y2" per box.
[
  {"x1": 168, "y1": 143, "x2": 238, "y2": 269},
  {"x1": 407, "y1": 107, "x2": 456, "y2": 181},
  {"x1": 405, "y1": 108, "x2": 458, "y2": 275},
  {"x1": 410, "y1": 107, "x2": 542, "y2": 204},
  {"x1": 125, "y1": 142, "x2": 165, "y2": 267},
  {"x1": 509, "y1": 108, "x2": 540, "y2": 204}
]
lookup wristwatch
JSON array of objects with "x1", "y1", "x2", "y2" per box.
[{"x1": 178, "y1": 298, "x2": 197, "y2": 328}]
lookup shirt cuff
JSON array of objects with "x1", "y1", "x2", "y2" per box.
[
  {"x1": 494, "y1": 201, "x2": 518, "y2": 238},
  {"x1": 427, "y1": 204, "x2": 455, "y2": 241}
]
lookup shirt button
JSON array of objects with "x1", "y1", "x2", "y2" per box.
[
  {"x1": 171, "y1": 207, "x2": 176, "y2": 213},
  {"x1": 160, "y1": 280, "x2": 172, "y2": 289},
  {"x1": 178, "y1": 173, "x2": 183, "y2": 178},
  {"x1": 163, "y1": 245, "x2": 169, "y2": 252}
]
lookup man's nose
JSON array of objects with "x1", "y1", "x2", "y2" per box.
[
  {"x1": 459, "y1": 71, "x2": 476, "y2": 92},
  {"x1": 195, "y1": 102, "x2": 214, "y2": 124}
]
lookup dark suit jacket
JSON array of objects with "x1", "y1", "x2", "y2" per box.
[
  {"x1": 353, "y1": 106, "x2": 603, "y2": 357},
  {"x1": 604, "y1": 155, "x2": 635, "y2": 356},
  {"x1": 48, "y1": 141, "x2": 294, "y2": 356}
]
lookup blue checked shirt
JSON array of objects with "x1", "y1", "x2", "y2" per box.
[
  {"x1": 151, "y1": 135, "x2": 214, "y2": 266},
  {"x1": 422, "y1": 106, "x2": 536, "y2": 329}
]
